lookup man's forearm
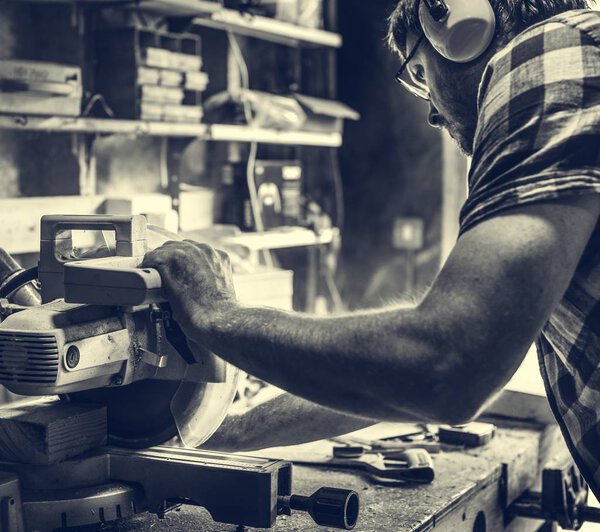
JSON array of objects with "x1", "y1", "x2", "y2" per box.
[
  {"x1": 190, "y1": 304, "x2": 458, "y2": 423},
  {"x1": 203, "y1": 393, "x2": 376, "y2": 452}
]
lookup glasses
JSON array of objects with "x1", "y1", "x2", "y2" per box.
[{"x1": 395, "y1": 35, "x2": 430, "y2": 101}]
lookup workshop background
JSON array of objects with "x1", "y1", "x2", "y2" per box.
[
  {"x1": 0, "y1": 0, "x2": 457, "y2": 403},
  {"x1": 0, "y1": 0, "x2": 547, "y2": 409},
  {"x1": 0, "y1": 0, "x2": 599, "y2": 530}
]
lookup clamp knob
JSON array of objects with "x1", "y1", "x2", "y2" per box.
[{"x1": 280, "y1": 487, "x2": 359, "y2": 530}]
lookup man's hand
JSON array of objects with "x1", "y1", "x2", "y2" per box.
[{"x1": 141, "y1": 240, "x2": 238, "y2": 337}]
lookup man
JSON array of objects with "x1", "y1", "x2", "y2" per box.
[{"x1": 143, "y1": 0, "x2": 600, "y2": 498}]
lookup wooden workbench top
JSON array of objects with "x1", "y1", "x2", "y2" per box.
[{"x1": 75, "y1": 424, "x2": 564, "y2": 532}]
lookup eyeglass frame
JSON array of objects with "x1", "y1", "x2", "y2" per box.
[{"x1": 395, "y1": 34, "x2": 430, "y2": 101}]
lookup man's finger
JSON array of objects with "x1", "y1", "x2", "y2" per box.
[
  {"x1": 217, "y1": 249, "x2": 231, "y2": 266},
  {"x1": 140, "y1": 248, "x2": 169, "y2": 269}
]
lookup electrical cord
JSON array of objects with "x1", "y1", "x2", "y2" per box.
[
  {"x1": 327, "y1": 148, "x2": 346, "y2": 309},
  {"x1": 0, "y1": 267, "x2": 39, "y2": 299},
  {"x1": 226, "y1": 30, "x2": 274, "y2": 267},
  {"x1": 329, "y1": 148, "x2": 345, "y2": 232},
  {"x1": 325, "y1": 266, "x2": 345, "y2": 312},
  {"x1": 226, "y1": 31, "x2": 251, "y2": 112},
  {"x1": 82, "y1": 94, "x2": 115, "y2": 119}
]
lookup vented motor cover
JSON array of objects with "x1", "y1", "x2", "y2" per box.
[{"x1": 0, "y1": 302, "x2": 127, "y2": 395}]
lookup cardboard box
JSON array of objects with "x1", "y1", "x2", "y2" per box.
[
  {"x1": 234, "y1": 268, "x2": 294, "y2": 309},
  {"x1": 179, "y1": 188, "x2": 215, "y2": 231},
  {"x1": 293, "y1": 93, "x2": 360, "y2": 134},
  {"x1": 0, "y1": 60, "x2": 82, "y2": 117},
  {"x1": 103, "y1": 194, "x2": 179, "y2": 233}
]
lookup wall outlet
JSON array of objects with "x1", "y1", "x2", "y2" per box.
[{"x1": 392, "y1": 217, "x2": 424, "y2": 251}]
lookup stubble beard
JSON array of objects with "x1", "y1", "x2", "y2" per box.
[{"x1": 444, "y1": 117, "x2": 476, "y2": 157}]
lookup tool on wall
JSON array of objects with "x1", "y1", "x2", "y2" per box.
[
  {"x1": 330, "y1": 447, "x2": 436, "y2": 485},
  {"x1": 438, "y1": 422, "x2": 496, "y2": 447}
]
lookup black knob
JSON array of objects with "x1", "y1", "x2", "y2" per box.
[
  {"x1": 283, "y1": 487, "x2": 359, "y2": 530},
  {"x1": 424, "y1": 0, "x2": 449, "y2": 22}
]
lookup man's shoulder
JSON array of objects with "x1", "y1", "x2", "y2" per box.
[
  {"x1": 477, "y1": 9, "x2": 599, "y2": 112},
  {"x1": 496, "y1": 9, "x2": 600, "y2": 64}
]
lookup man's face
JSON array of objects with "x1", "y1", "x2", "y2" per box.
[{"x1": 401, "y1": 32, "x2": 488, "y2": 155}]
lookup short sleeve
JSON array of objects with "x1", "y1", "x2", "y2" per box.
[{"x1": 459, "y1": 12, "x2": 600, "y2": 235}]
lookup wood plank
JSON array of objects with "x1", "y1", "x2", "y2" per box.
[
  {"x1": 222, "y1": 227, "x2": 337, "y2": 250},
  {"x1": 0, "y1": 401, "x2": 106, "y2": 465},
  {"x1": 0, "y1": 195, "x2": 106, "y2": 254},
  {"x1": 483, "y1": 389, "x2": 555, "y2": 426},
  {"x1": 0, "y1": 116, "x2": 343, "y2": 146},
  {"x1": 192, "y1": 9, "x2": 343, "y2": 48},
  {"x1": 6, "y1": 0, "x2": 220, "y2": 14}
]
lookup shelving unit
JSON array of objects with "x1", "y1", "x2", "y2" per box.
[
  {"x1": 134, "y1": 0, "x2": 220, "y2": 16},
  {"x1": 0, "y1": 115, "x2": 342, "y2": 147},
  {"x1": 7, "y1": 0, "x2": 220, "y2": 16},
  {"x1": 0, "y1": 0, "x2": 344, "y2": 313}
]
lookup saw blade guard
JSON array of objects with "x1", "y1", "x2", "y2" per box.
[
  {"x1": 135, "y1": 223, "x2": 241, "y2": 448},
  {"x1": 170, "y1": 359, "x2": 241, "y2": 447}
]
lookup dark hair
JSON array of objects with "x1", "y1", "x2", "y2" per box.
[{"x1": 387, "y1": 0, "x2": 590, "y2": 57}]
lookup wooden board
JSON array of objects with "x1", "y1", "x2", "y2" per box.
[
  {"x1": 0, "y1": 116, "x2": 343, "y2": 147},
  {"x1": 483, "y1": 389, "x2": 555, "y2": 426},
  {"x1": 191, "y1": 9, "x2": 343, "y2": 48},
  {"x1": 0, "y1": 193, "x2": 175, "y2": 254},
  {"x1": 0, "y1": 401, "x2": 106, "y2": 465},
  {"x1": 0, "y1": 196, "x2": 106, "y2": 254}
]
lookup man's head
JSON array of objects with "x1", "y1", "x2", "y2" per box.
[{"x1": 388, "y1": 0, "x2": 590, "y2": 154}]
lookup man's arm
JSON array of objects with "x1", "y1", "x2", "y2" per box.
[
  {"x1": 144, "y1": 194, "x2": 600, "y2": 424},
  {"x1": 203, "y1": 392, "x2": 377, "y2": 452}
]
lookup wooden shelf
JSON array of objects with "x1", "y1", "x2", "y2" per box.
[
  {"x1": 0, "y1": 115, "x2": 342, "y2": 147},
  {"x1": 134, "y1": 0, "x2": 220, "y2": 16},
  {"x1": 0, "y1": 193, "x2": 338, "y2": 254},
  {"x1": 191, "y1": 9, "x2": 342, "y2": 48},
  {"x1": 222, "y1": 227, "x2": 338, "y2": 251},
  {"x1": 7, "y1": 0, "x2": 221, "y2": 16}
]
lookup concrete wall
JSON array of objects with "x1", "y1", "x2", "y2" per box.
[
  {"x1": 0, "y1": 4, "x2": 29, "y2": 198},
  {"x1": 337, "y1": 0, "x2": 443, "y2": 308}
]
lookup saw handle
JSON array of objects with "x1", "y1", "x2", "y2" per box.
[
  {"x1": 63, "y1": 256, "x2": 165, "y2": 306},
  {"x1": 38, "y1": 214, "x2": 164, "y2": 306},
  {"x1": 40, "y1": 214, "x2": 148, "y2": 260}
]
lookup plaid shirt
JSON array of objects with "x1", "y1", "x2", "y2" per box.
[{"x1": 458, "y1": 10, "x2": 600, "y2": 497}]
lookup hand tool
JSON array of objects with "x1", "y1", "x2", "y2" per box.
[
  {"x1": 0, "y1": 214, "x2": 358, "y2": 531},
  {"x1": 332, "y1": 434, "x2": 441, "y2": 453},
  {"x1": 438, "y1": 422, "x2": 496, "y2": 447},
  {"x1": 281, "y1": 447, "x2": 435, "y2": 485}
]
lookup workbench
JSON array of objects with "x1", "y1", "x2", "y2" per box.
[{"x1": 68, "y1": 423, "x2": 566, "y2": 532}]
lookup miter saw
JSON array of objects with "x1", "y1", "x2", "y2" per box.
[{"x1": 0, "y1": 214, "x2": 359, "y2": 531}]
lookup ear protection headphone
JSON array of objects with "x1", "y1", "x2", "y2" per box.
[{"x1": 418, "y1": 0, "x2": 497, "y2": 63}]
